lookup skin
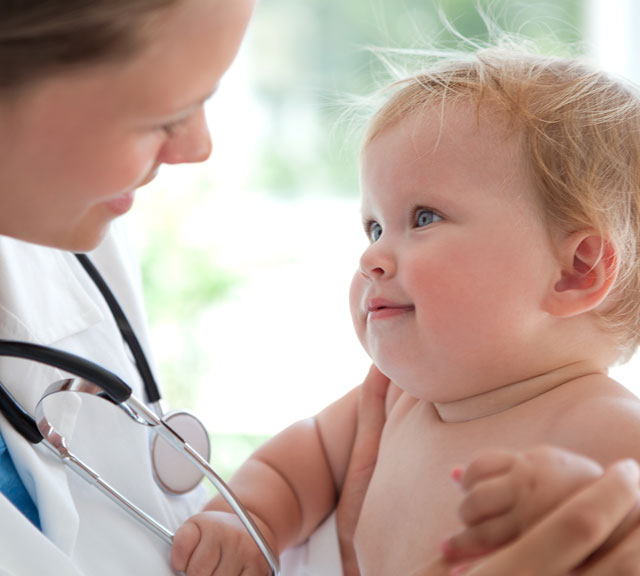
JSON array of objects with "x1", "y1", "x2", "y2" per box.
[
  {"x1": 451, "y1": 460, "x2": 640, "y2": 576},
  {"x1": 337, "y1": 366, "x2": 391, "y2": 576},
  {"x1": 0, "y1": 0, "x2": 255, "y2": 251},
  {"x1": 445, "y1": 446, "x2": 605, "y2": 560},
  {"x1": 441, "y1": 445, "x2": 640, "y2": 567}
]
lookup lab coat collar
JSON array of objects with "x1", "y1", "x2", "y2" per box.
[{"x1": 0, "y1": 236, "x2": 103, "y2": 347}]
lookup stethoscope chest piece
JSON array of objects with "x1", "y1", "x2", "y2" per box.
[{"x1": 151, "y1": 410, "x2": 211, "y2": 494}]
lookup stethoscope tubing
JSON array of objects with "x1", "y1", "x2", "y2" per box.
[
  {"x1": 0, "y1": 341, "x2": 131, "y2": 403},
  {"x1": 74, "y1": 253, "x2": 161, "y2": 404}
]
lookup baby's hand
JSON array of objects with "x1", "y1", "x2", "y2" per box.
[
  {"x1": 441, "y1": 445, "x2": 602, "y2": 563},
  {"x1": 171, "y1": 510, "x2": 274, "y2": 576}
]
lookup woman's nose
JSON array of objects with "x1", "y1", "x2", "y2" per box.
[
  {"x1": 358, "y1": 241, "x2": 395, "y2": 279},
  {"x1": 160, "y1": 107, "x2": 212, "y2": 165}
]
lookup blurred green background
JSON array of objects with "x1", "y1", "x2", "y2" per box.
[{"x1": 247, "y1": 0, "x2": 583, "y2": 197}]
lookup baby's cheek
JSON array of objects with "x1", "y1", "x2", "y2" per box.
[{"x1": 349, "y1": 274, "x2": 368, "y2": 349}]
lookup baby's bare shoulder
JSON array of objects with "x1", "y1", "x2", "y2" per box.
[{"x1": 549, "y1": 375, "x2": 640, "y2": 464}]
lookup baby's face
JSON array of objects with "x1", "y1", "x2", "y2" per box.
[{"x1": 349, "y1": 102, "x2": 561, "y2": 402}]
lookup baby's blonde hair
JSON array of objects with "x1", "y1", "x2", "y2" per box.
[{"x1": 364, "y1": 47, "x2": 640, "y2": 359}]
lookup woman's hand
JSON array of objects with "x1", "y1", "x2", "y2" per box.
[
  {"x1": 442, "y1": 446, "x2": 603, "y2": 562},
  {"x1": 336, "y1": 365, "x2": 390, "y2": 576},
  {"x1": 446, "y1": 459, "x2": 640, "y2": 576}
]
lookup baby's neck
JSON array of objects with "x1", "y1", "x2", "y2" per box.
[{"x1": 433, "y1": 361, "x2": 607, "y2": 423}]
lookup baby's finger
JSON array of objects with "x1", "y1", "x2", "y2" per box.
[
  {"x1": 184, "y1": 538, "x2": 222, "y2": 575},
  {"x1": 459, "y1": 474, "x2": 518, "y2": 526},
  {"x1": 459, "y1": 449, "x2": 516, "y2": 491},
  {"x1": 443, "y1": 513, "x2": 520, "y2": 561},
  {"x1": 171, "y1": 521, "x2": 202, "y2": 573}
]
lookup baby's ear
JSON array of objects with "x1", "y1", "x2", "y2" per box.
[{"x1": 543, "y1": 232, "x2": 618, "y2": 318}]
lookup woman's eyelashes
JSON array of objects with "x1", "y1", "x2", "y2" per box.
[
  {"x1": 157, "y1": 110, "x2": 194, "y2": 136},
  {"x1": 159, "y1": 117, "x2": 186, "y2": 136},
  {"x1": 364, "y1": 208, "x2": 443, "y2": 243}
]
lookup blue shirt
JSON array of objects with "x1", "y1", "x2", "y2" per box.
[{"x1": 0, "y1": 430, "x2": 40, "y2": 529}]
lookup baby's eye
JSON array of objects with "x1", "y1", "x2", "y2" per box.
[
  {"x1": 415, "y1": 208, "x2": 442, "y2": 228},
  {"x1": 367, "y1": 221, "x2": 383, "y2": 242}
]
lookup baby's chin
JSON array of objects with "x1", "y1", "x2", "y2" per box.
[{"x1": 377, "y1": 364, "x2": 449, "y2": 402}]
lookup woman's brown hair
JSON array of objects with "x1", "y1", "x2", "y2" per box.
[{"x1": 0, "y1": 0, "x2": 178, "y2": 90}]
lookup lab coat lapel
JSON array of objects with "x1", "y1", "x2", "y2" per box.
[
  {"x1": 0, "y1": 236, "x2": 104, "y2": 557},
  {"x1": 0, "y1": 418, "x2": 82, "y2": 561},
  {"x1": 0, "y1": 493, "x2": 84, "y2": 575}
]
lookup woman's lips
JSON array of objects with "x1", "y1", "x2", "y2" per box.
[
  {"x1": 104, "y1": 166, "x2": 158, "y2": 215},
  {"x1": 105, "y1": 190, "x2": 135, "y2": 215}
]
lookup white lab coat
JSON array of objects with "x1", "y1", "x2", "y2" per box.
[
  {"x1": 0, "y1": 220, "x2": 206, "y2": 575},
  {"x1": 0, "y1": 218, "x2": 341, "y2": 575}
]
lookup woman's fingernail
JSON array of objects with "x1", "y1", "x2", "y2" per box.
[{"x1": 449, "y1": 562, "x2": 472, "y2": 576}]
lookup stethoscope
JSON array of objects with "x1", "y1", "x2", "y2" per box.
[{"x1": 0, "y1": 253, "x2": 279, "y2": 575}]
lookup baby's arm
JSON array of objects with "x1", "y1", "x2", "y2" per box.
[
  {"x1": 441, "y1": 445, "x2": 604, "y2": 562},
  {"x1": 171, "y1": 384, "x2": 362, "y2": 575}
]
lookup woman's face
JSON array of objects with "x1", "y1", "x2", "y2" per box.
[{"x1": 0, "y1": 0, "x2": 254, "y2": 250}]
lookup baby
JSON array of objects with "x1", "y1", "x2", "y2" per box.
[{"x1": 172, "y1": 47, "x2": 640, "y2": 575}]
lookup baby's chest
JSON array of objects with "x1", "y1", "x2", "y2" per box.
[
  {"x1": 354, "y1": 420, "x2": 464, "y2": 571},
  {"x1": 353, "y1": 403, "x2": 536, "y2": 574}
]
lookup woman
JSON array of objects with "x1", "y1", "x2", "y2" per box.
[
  {"x1": 0, "y1": 1, "x2": 638, "y2": 575},
  {"x1": 0, "y1": 1, "x2": 253, "y2": 574}
]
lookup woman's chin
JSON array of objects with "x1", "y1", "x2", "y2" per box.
[{"x1": 61, "y1": 221, "x2": 112, "y2": 253}]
